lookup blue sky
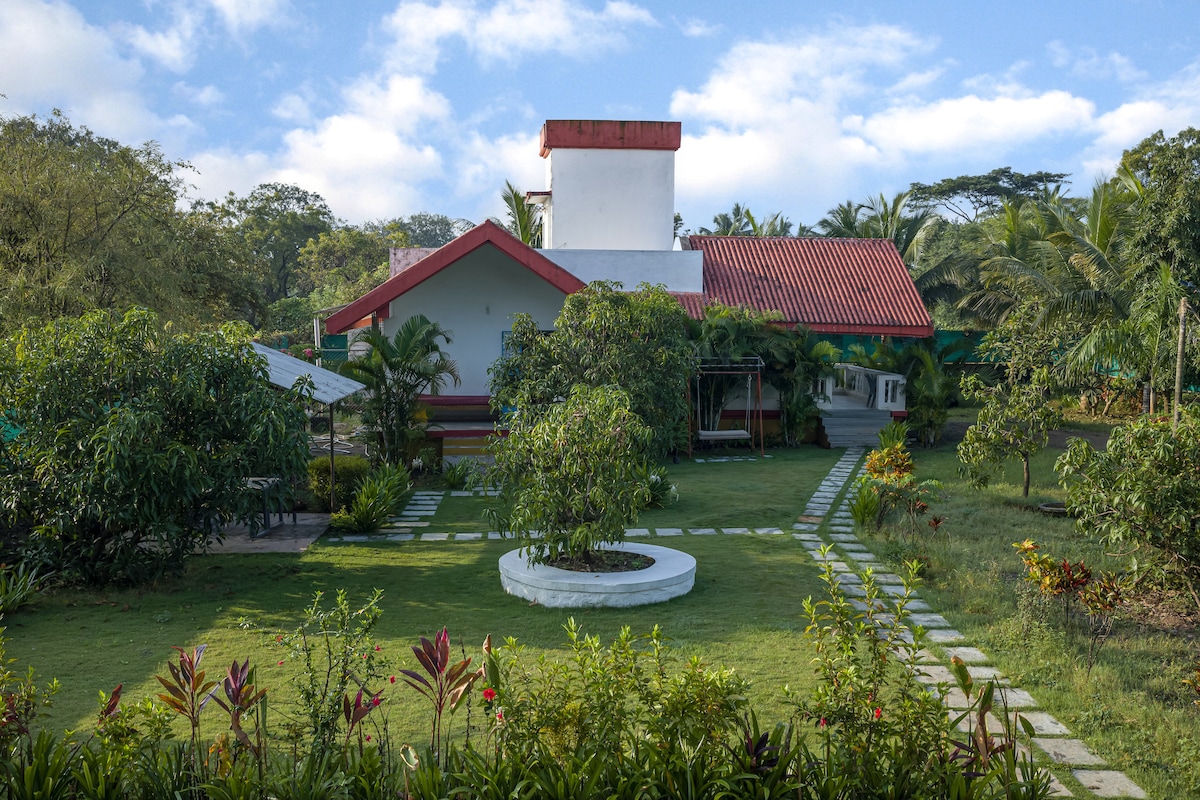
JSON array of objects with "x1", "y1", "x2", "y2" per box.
[{"x1": 3, "y1": 0, "x2": 1199, "y2": 231}]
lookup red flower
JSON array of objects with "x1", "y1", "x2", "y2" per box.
[
  {"x1": 819, "y1": 718, "x2": 827, "y2": 728},
  {"x1": 496, "y1": 710, "x2": 504, "y2": 723},
  {"x1": 483, "y1": 687, "x2": 496, "y2": 702},
  {"x1": 874, "y1": 707, "x2": 882, "y2": 720},
  {"x1": 389, "y1": 675, "x2": 396, "y2": 684},
  {"x1": 277, "y1": 660, "x2": 284, "y2": 666},
  {"x1": 374, "y1": 645, "x2": 381, "y2": 651},
  {"x1": 362, "y1": 653, "x2": 369, "y2": 659},
  {"x1": 372, "y1": 696, "x2": 382, "y2": 706},
  {"x1": 365, "y1": 735, "x2": 372, "y2": 742}
]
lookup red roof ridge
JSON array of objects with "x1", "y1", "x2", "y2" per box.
[{"x1": 325, "y1": 220, "x2": 586, "y2": 334}]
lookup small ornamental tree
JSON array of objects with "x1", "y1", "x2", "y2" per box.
[
  {"x1": 957, "y1": 305, "x2": 1072, "y2": 497},
  {"x1": 486, "y1": 384, "x2": 653, "y2": 568},
  {"x1": 1057, "y1": 408, "x2": 1200, "y2": 608},
  {"x1": 490, "y1": 281, "x2": 691, "y2": 459},
  {"x1": 0, "y1": 309, "x2": 310, "y2": 585}
]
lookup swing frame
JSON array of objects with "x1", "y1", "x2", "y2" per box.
[{"x1": 687, "y1": 357, "x2": 765, "y2": 457}]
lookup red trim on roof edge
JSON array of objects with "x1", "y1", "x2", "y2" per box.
[
  {"x1": 540, "y1": 120, "x2": 681, "y2": 157},
  {"x1": 325, "y1": 220, "x2": 586, "y2": 334}
]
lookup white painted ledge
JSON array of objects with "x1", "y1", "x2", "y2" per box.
[{"x1": 498, "y1": 542, "x2": 696, "y2": 608}]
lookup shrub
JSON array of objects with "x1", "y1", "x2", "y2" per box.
[
  {"x1": 633, "y1": 462, "x2": 678, "y2": 509},
  {"x1": 486, "y1": 385, "x2": 653, "y2": 567},
  {"x1": 329, "y1": 464, "x2": 411, "y2": 534},
  {"x1": 0, "y1": 309, "x2": 310, "y2": 585},
  {"x1": 441, "y1": 458, "x2": 481, "y2": 491},
  {"x1": 307, "y1": 455, "x2": 372, "y2": 512},
  {"x1": 1058, "y1": 407, "x2": 1200, "y2": 609},
  {"x1": 0, "y1": 563, "x2": 45, "y2": 614}
]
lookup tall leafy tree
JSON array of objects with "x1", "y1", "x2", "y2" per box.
[
  {"x1": 299, "y1": 222, "x2": 407, "y2": 309},
  {"x1": 816, "y1": 192, "x2": 934, "y2": 267},
  {"x1": 337, "y1": 315, "x2": 460, "y2": 464},
  {"x1": 958, "y1": 304, "x2": 1076, "y2": 497},
  {"x1": 1121, "y1": 127, "x2": 1200, "y2": 287},
  {"x1": 211, "y1": 183, "x2": 335, "y2": 306},
  {"x1": 698, "y1": 203, "x2": 796, "y2": 237},
  {"x1": 0, "y1": 309, "x2": 309, "y2": 585},
  {"x1": 0, "y1": 111, "x2": 244, "y2": 334},
  {"x1": 396, "y1": 212, "x2": 472, "y2": 248},
  {"x1": 909, "y1": 167, "x2": 1069, "y2": 223},
  {"x1": 492, "y1": 282, "x2": 692, "y2": 458}
]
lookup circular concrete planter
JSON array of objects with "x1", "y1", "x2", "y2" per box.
[
  {"x1": 1038, "y1": 501, "x2": 1070, "y2": 517},
  {"x1": 498, "y1": 542, "x2": 696, "y2": 608}
]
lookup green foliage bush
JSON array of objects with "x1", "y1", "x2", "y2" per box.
[
  {"x1": 486, "y1": 384, "x2": 653, "y2": 566},
  {"x1": 0, "y1": 309, "x2": 310, "y2": 585},
  {"x1": 441, "y1": 458, "x2": 481, "y2": 491},
  {"x1": 307, "y1": 455, "x2": 372, "y2": 512},
  {"x1": 329, "y1": 464, "x2": 411, "y2": 533},
  {"x1": 0, "y1": 580, "x2": 1058, "y2": 800},
  {"x1": 1058, "y1": 407, "x2": 1200, "y2": 608}
]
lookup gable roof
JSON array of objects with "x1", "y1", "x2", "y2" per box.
[
  {"x1": 325, "y1": 220, "x2": 586, "y2": 334},
  {"x1": 685, "y1": 236, "x2": 934, "y2": 338}
]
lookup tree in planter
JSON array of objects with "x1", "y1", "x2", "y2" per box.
[
  {"x1": 491, "y1": 282, "x2": 691, "y2": 459},
  {"x1": 1057, "y1": 408, "x2": 1200, "y2": 609},
  {"x1": 957, "y1": 304, "x2": 1073, "y2": 497},
  {"x1": 486, "y1": 385, "x2": 653, "y2": 568},
  {"x1": 0, "y1": 308, "x2": 309, "y2": 585},
  {"x1": 338, "y1": 314, "x2": 460, "y2": 465}
]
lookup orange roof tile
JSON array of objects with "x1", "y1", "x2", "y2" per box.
[{"x1": 686, "y1": 236, "x2": 933, "y2": 337}]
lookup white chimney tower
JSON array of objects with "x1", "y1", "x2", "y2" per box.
[{"x1": 535, "y1": 120, "x2": 680, "y2": 251}]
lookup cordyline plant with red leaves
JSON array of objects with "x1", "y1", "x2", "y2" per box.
[
  {"x1": 155, "y1": 645, "x2": 216, "y2": 769},
  {"x1": 400, "y1": 627, "x2": 483, "y2": 762},
  {"x1": 211, "y1": 659, "x2": 267, "y2": 759}
]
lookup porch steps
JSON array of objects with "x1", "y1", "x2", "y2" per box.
[{"x1": 818, "y1": 408, "x2": 893, "y2": 448}]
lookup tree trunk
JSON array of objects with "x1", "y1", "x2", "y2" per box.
[{"x1": 1022, "y1": 452, "x2": 1031, "y2": 497}]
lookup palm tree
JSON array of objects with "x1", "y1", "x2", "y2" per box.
[
  {"x1": 860, "y1": 191, "x2": 936, "y2": 265},
  {"x1": 816, "y1": 200, "x2": 870, "y2": 238},
  {"x1": 698, "y1": 203, "x2": 753, "y2": 236},
  {"x1": 499, "y1": 180, "x2": 542, "y2": 247},
  {"x1": 338, "y1": 314, "x2": 460, "y2": 464}
]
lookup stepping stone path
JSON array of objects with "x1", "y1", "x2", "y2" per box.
[{"x1": 316, "y1": 452, "x2": 1149, "y2": 799}]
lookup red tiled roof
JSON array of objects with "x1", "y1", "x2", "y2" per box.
[
  {"x1": 686, "y1": 236, "x2": 933, "y2": 338},
  {"x1": 325, "y1": 221, "x2": 586, "y2": 334}
]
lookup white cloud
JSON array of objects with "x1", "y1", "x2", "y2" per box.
[
  {"x1": 888, "y1": 67, "x2": 944, "y2": 95},
  {"x1": 272, "y1": 92, "x2": 312, "y2": 123},
  {"x1": 0, "y1": 0, "x2": 162, "y2": 140},
  {"x1": 190, "y1": 73, "x2": 454, "y2": 220},
  {"x1": 848, "y1": 91, "x2": 1096, "y2": 158},
  {"x1": 173, "y1": 82, "x2": 225, "y2": 107},
  {"x1": 1080, "y1": 63, "x2": 1200, "y2": 177},
  {"x1": 206, "y1": 0, "x2": 290, "y2": 35},
  {"x1": 678, "y1": 17, "x2": 719, "y2": 38},
  {"x1": 454, "y1": 130, "x2": 543, "y2": 218},
  {"x1": 1047, "y1": 40, "x2": 1148, "y2": 83},
  {"x1": 383, "y1": 0, "x2": 654, "y2": 72},
  {"x1": 116, "y1": 4, "x2": 203, "y2": 72}
]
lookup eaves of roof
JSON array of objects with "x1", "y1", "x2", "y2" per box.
[{"x1": 325, "y1": 220, "x2": 586, "y2": 334}]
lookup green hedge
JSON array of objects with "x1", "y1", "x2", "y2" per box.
[{"x1": 307, "y1": 455, "x2": 371, "y2": 512}]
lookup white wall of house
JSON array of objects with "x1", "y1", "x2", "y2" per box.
[
  {"x1": 540, "y1": 249, "x2": 703, "y2": 292},
  {"x1": 544, "y1": 148, "x2": 675, "y2": 251},
  {"x1": 380, "y1": 246, "x2": 569, "y2": 396}
]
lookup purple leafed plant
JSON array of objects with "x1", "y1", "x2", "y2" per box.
[{"x1": 400, "y1": 627, "x2": 480, "y2": 761}]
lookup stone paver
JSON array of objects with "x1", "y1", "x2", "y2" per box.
[
  {"x1": 924, "y1": 628, "x2": 965, "y2": 643},
  {"x1": 386, "y1": 533, "x2": 414, "y2": 541},
  {"x1": 755, "y1": 527, "x2": 783, "y2": 534},
  {"x1": 1033, "y1": 739, "x2": 1106, "y2": 766},
  {"x1": 1018, "y1": 712, "x2": 1071, "y2": 735},
  {"x1": 942, "y1": 646, "x2": 989, "y2": 663},
  {"x1": 625, "y1": 528, "x2": 649, "y2": 537},
  {"x1": 455, "y1": 532, "x2": 482, "y2": 540},
  {"x1": 793, "y1": 532, "x2": 822, "y2": 541},
  {"x1": 420, "y1": 532, "x2": 449, "y2": 541},
  {"x1": 828, "y1": 533, "x2": 859, "y2": 542},
  {"x1": 722, "y1": 527, "x2": 749, "y2": 534},
  {"x1": 655, "y1": 527, "x2": 683, "y2": 536},
  {"x1": 1072, "y1": 770, "x2": 1146, "y2": 798},
  {"x1": 690, "y1": 527, "x2": 718, "y2": 535},
  {"x1": 908, "y1": 613, "x2": 951, "y2": 628}
]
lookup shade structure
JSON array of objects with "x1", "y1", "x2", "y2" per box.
[
  {"x1": 250, "y1": 343, "x2": 365, "y2": 404},
  {"x1": 250, "y1": 343, "x2": 366, "y2": 514}
]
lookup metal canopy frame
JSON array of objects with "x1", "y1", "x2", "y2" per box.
[{"x1": 687, "y1": 356, "x2": 765, "y2": 458}]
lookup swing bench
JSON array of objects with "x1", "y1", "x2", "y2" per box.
[{"x1": 688, "y1": 358, "x2": 765, "y2": 457}]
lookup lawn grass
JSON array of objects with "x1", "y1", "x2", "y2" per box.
[
  {"x1": 857, "y1": 419, "x2": 1200, "y2": 799},
  {"x1": 6, "y1": 446, "x2": 845, "y2": 747}
]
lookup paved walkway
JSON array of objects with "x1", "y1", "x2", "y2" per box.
[{"x1": 321, "y1": 453, "x2": 1145, "y2": 798}]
